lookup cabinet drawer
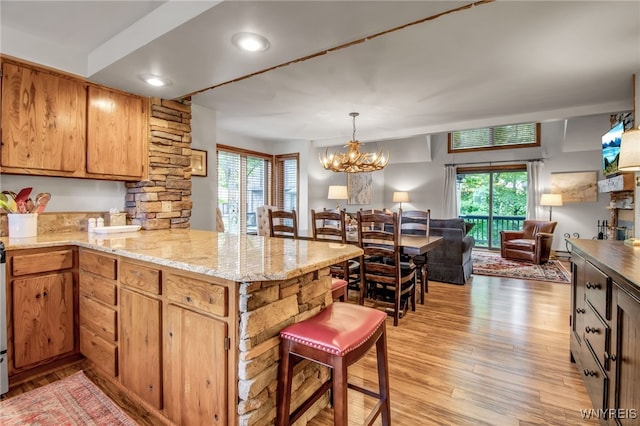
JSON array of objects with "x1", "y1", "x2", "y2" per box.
[
  {"x1": 120, "y1": 261, "x2": 161, "y2": 295},
  {"x1": 80, "y1": 273, "x2": 117, "y2": 306},
  {"x1": 581, "y1": 348, "x2": 608, "y2": 412},
  {"x1": 80, "y1": 251, "x2": 117, "y2": 280},
  {"x1": 12, "y1": 249, "x2": 74, "y2": 276},
  {"x1": 584, "y1": 302, "x2": 610, "y2": 370},
  {"x1": 585, "y1": 261, "x2": 610, "y2": 320},
  {"x1": 79, "y1": 294, "x2": 117, "y2": 341},
  {"x1": 80, "y1": 326, "x2": 118, "y2": 378},
  {"x1": 165, "y1": 273, "x2": 228, "y2": 317}
]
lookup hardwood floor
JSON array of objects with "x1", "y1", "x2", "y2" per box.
[
  {"x1": 310, "y1": 273, "x2": 597, "y2": 425},
  {"x1": 2, "y1": 272, "x2": 596, "y2": 425}
]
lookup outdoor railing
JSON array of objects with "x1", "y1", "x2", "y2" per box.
[{"x1": 460, "y1": 215, "x2": 526, "y2": 248}]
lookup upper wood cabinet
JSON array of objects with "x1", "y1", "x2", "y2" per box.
[
  {"x1": 1, "y1": 62, "x2": 86, "y2": 175},
  {"x1": 0, "y1": 58, "x2": 148, "y2": 181},
  {"x1": 86, "y1": 86, "x2": 148, "y2": 180}
]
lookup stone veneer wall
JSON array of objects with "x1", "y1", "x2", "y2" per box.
[
  {"x1": 237, "y1": 268, "x2": 334, "y2": 426},
  {"x1": 125, "y1": 97, "x2": 193, "y2": 230}
]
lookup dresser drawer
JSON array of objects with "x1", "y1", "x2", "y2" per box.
[
  {"x1": 165, "y1": 272, "x2": 228, "y2": 317},
  {"x1": 120, "y1": 261, "x2": 161, "y2": 295},
  {"x1": 12, "y1": 249, "x2": 74, "y2": 276},
  {"x1": 80, "y1": 273, "x2": 117, "y2": 306},
  {"x1": 80, "y1": 250, "x2": 117, "y2": 280},
  {"x1": 581, "y1": 347, "x2": 608, "y2": 412},
  {"x1": 584, "y1": 261, "x2": 610, "y2": 320},
  {"x1": 79, "y1": 294, "x2": 117, "y2": 341},
  {"x1": 80, "y1": 326, "x2": 118, "y2": 378},
  {"x1": 584, "y1": 301, "x2": 610, "y2": 370}
]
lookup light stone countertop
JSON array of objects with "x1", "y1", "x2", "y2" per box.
[{"x1": 0, "y1": 229, "x2": 364, "y2": 282}]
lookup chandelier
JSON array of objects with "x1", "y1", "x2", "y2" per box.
[{"x1": 319, "y1": 112, "x2": 389, "y2": 173}]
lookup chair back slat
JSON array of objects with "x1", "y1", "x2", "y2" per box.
[
  {"x1": 400, "y1": 209, "x2": 430, "y2": 237},
  {"x1": 311, "y1": 209, "x2": 346, "y2": 243},
  {"x1": 268, "y1": 209, "x2": 298, "y2": 238}
]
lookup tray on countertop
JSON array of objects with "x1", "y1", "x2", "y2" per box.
[{"x1": 93, "y1": 225, "x2": 141, "y2": 234}]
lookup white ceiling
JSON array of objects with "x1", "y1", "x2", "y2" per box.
[{"x1": 2, "y1": 1, "x2": 639, "y2": 146}]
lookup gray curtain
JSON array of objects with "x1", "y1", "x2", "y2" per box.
[{"x1": 443, "y1": 165, "x2": 458, "y2": 218}]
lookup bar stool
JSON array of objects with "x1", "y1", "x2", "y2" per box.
[
  {"x1": 331, "y1": 277, "x2": 348, "y2": 302},
  {"x1": 276, "y1": 303, "x2": 391, "y2": 426}
]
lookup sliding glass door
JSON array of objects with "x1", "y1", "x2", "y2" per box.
[{"x1": 458, "y1": 167, "x2": 527, "y2": 249}]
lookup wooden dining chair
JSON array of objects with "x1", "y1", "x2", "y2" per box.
[
  {"x1": 357, "y1": 210, "x2": 416, "y2": 326},
  {"x1": 268, "y1": 209, "x2": 298, "y2": 238},
  {"x1": 311, "y1": 209, "x2": 359, "y2": 301},
  {"x1": 400, "y1": 209, "x2": 430, "y2": 304}
]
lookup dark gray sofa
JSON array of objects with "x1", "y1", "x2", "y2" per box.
[{"x1": 428, "y1": 218, "x2": 475, "y2": 285}]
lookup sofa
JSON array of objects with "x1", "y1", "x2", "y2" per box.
[{"x1": 427, "y1": 218, "x2": 475, "y2": 285}]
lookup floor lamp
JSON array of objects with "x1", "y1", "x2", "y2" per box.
[{"x1": 540, "y1": 193, "x2": 563, "y2": 221}]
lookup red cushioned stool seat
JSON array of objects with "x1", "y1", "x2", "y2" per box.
[
  {"x1": 276, "y1": 303, "x2": 390, "y2": 426},
  {"x1": 331, "y1": 277, "x2": 348, "y2": 302}
]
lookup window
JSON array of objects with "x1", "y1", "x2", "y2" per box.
[
  {"x1": 274, "y1": 154, "x2": 299, "y2": 212},
  {"x1": 457, "y1": 165, "x2": 527, "y2": 249},
  {"x1": 448, "y1": 123, "x2": 540, "y2": 153},
  {"x1": 216, "y1": 145, "x2": 298, "y2": 234}
]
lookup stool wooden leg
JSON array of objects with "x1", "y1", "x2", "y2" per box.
[
  {"x1": 332, "y1": 356, "x2": 349, "y2": 425},
  {"x1": 276, "y1": 340, "x2": 294, "y2": 426},
  {"x1": 376, "y1": 325, "x2": 391, "y2": 426}
]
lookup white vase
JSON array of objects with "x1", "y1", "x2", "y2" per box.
[{"x1": 8, "y1": 213, "x2": 38, "y2": 238}]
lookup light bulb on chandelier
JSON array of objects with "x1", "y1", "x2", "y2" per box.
[{"x1": 319, "y1": 112, "x2": 389, "y2": 173}]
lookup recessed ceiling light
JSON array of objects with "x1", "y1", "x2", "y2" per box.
[
  {"x1": 231, "y1": 32, "x2": 270, "y2": 52},
  {"x1": 140, "y1": 74, "x2": 172, "y2": 87}
]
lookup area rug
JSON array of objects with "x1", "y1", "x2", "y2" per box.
[
  {"x1": 472, "y1": 250, "x2": 570, "y2": 283},
  {"x1": 0, "y1": 371, "x2": 137, "y2": 425}
]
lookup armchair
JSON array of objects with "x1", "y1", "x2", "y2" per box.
[{"x1": 500, "y1": 220, "x2": 557, "y2": 264}]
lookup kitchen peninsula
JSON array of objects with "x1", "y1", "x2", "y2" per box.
[{"x1": 1, "y1": 229, "x2": 363, "y2": 425}]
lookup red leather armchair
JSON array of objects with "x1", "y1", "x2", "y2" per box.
[{"x1": 500, "y1": 220, "x2": 557, "y2": 264}]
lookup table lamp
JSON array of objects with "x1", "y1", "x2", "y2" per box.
[
  {"x1": 393, "y1": 191, "x2": 409, "y2": 209},
  {"x1": 540, "y1": 193, "x2": 563, "y2": 220},
  {"x1": 328, "y1": 185, "x2": 348, "y2": 210}
]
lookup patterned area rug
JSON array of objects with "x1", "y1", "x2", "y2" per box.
[
  {"x1": 472, "y1": 250, "x2": 571, "y2": 283},
  {"x1": 0, "y1": 371, "x2": 136, "y2": 425}
]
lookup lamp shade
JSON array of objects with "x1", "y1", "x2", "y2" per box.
[
  {"x1": 392, "y1": 191, "x2": 409, "y2": 203},
  {"x1": 327, "y1": 185, "x2": 348, "y2": 200},
  {"x1": 618, "y1": 128, "x2": 640, "y2": 171},
  {"x1": 540, "y1": 193, "x2": 563, "y2": 207}
]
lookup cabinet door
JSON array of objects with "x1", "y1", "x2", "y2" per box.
[
  {"x1": 1, "y1": 62, "x2": 86, "y2": 173},
  {"x1": 610, "y1": 287, "x2": 640, "y2": 425},
  {"x1": 86, "y1": 86, "x2": 147, "y2": 179},
  {"x1": 120, "y1": 288, "x2": 162, "y2": 409},
  {"x1": 12, "y1": 272, "x2": 74, "y2": 368},
  {"x1": 164, "y1": 304, "x2": 228, "y2": 426}
]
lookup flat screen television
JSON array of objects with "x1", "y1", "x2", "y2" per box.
[{"x1": 602, "y1": 121, "x2": 624, "y2": 176}]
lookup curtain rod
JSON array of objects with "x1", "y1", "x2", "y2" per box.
[{"x1": 444, "y1": 158, "x2": 545, "y2": 167}]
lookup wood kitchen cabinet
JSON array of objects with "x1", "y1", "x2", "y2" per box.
[
  {"x1": 120, "y1": 287, "x2": 163, "y2": 410},
  {"x1": 5, "y1": 247, "x2": 79, "y2": 378},
  {"x1": 78, "y1": 249, "x2": 118, "y2": 378},
  {"x1": 1, "y1": 61, "x2": 86, "y2": 175},
  {"x1": 86, "y1": 86, "x2": 148, "y2": 180},
  {"x1": 1, "y1": 57, "x2": 148, "y2": 181},
  {"x1": 164, "y1": 273, "x2": 229, "y2": 426}
]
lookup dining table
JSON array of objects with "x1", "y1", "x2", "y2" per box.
[{"x1": 298, "y1": 229, "x2": 443, "y2": 304}]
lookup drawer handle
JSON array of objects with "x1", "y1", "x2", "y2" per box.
[
  {"x1": 185, "y1": 296, "x2": 192, "y2": 303},
  {"x1": 586, "y1": 282, "x2": 602, "y2": 290},
  {"x1": 583, "y1": 369, "x2": 598, "y2": 377},
  {"x1": 585, "y1": 326, "x2": 599, "y2": 334},
  {"x1": 605, "y1": 352, "x2": 617, "y2": 362},
  {"x1": 577, "y1": 308, "x2": 586, "y2": 314}
]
